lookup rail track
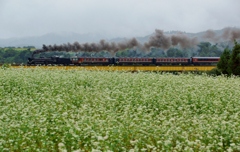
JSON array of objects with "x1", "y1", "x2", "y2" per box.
[{"x1": 10, "y1": 65, "x2": 216, "y2": 72}]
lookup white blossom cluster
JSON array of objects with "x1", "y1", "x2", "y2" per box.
[{"x1": 0, "y1": 67, "x2": 240, "y2": 151}]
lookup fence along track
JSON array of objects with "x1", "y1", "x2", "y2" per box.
[{"x1": 11, "y1": 65, "x2": 216, "y2": 72}]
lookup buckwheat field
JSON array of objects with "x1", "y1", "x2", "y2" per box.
[{"x1": 0, "y1": 67, "x2": 240, "y2": 151}]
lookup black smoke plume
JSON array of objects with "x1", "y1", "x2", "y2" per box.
[
  {"x1": 32, "y1": 27, "x2": 240, "y2": 57},
  {"x1": 202, "y1": 27, "x2": 240, "y2": 42},
  {"x1": 144, "y1": 29, "x2": 198, "y2": 50}
]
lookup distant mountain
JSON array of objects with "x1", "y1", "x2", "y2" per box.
[
  {"x1": 0, "y1": 32, "x2": 109, "y2": 48},
  {"x1": 0, "y1": 28, "x2": 237, "y2": 49}
]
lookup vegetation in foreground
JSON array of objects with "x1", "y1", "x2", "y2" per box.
[{"x1": 0, "y1": 68, "x2": 240, "y2": 151}]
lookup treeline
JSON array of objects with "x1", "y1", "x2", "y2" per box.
[
  {"x1": 0, "y1": 47, "x2": 34, "y2": 64},
  {"x1": 0, "y1": 42, "x2": 223, "y2": 64}
]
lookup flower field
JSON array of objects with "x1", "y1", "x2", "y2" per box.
[{"x1": 0, "y1": 67, "x2": 240, "y2": 151}]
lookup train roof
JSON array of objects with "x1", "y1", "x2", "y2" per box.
[{"x1": 192, "y1": 57, "x2": 220, "y2": 58}]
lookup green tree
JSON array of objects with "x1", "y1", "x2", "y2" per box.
[
  {"x1": 228, "y1": 41, "x2": 240, "y2": 75},
  {"x1": 197, "y1": 42, "x2": 222, "y2": 57},
  {"x1": 217, "y1": 48, "x2": 231, "y2": 75},
  {"x1": 167, "y1": 48, "x2": 187, "y2": 57},
  {"x1": 0, "y1": 48, "x2": 33, "y2": 64}
]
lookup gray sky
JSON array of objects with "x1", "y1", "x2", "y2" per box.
[{"x1": 0, "y1": 0, "x2": 239, "y2": 39}]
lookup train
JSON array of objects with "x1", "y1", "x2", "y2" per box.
[{"x1": 27, "y1": 56, "x2": 220, "y2": 66}]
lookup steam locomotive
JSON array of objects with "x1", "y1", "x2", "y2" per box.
[{"x1": 27, "y1": 56, "x2": 220, "y2": 66}]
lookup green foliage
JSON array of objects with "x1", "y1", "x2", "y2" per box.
[
  {"x1": 197, "y1": 42, "x2": 222, "y2": 57},
  {"x1": 167, "y1": 48, "x2": 188, "y2": 57},
  {"x1": 206, "y1": 68, "x2": 222, "y2": 76},
  {"x1": 228, "y1": 41, "x2": 240, "y2": 75},
  {"x1": 115, "y1": 49, "x2": 143, "y2": 57},
  {"x1": 1, "y1": 63, "x2": 11, "y2": 69},
  {"x1": 217, "y1": 48, "x2": 231, "y2": 75},
  {"x1": 217, "y1": 41, "x2": 240, "y2": 76},
  {"x1": 0, "y1": 47, "x2": 33, "y2": 64}
]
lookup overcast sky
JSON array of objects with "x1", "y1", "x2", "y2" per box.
[{"x1": 0, "y1": 0, "x2": 239, "y2": 39}]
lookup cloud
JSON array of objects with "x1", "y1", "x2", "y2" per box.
[{"x1": 0, "y1": 0, "x2": 239, "y2": 39}]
